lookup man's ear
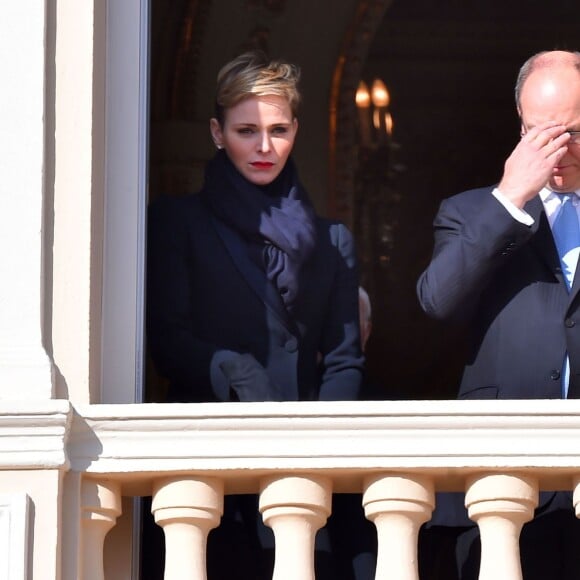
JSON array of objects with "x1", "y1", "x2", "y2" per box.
[{"x1": 210, "y1": 118, "x2": 223, "y2": 149}]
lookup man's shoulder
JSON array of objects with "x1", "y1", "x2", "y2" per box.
[
  {"x1": 440, "y1": 184, "x2": 499, "y2": 216},
  {"x1": 447, "y1": 184, "x2": 496, "y2": 205}
]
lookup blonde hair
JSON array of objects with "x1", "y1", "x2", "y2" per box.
[{"x1": 214, "y1": 51, "x2": 301, "y2": 125}]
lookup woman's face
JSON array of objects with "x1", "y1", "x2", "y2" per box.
[{"x1": 210, "y1": 94, "x2": 298, "y2": 186}]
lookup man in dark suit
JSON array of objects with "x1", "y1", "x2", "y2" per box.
[{"x1": 417, "y1": 50, "x2": 580, "y2": 579}]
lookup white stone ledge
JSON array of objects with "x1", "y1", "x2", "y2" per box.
[
  {"x1": 0, "y1": 401, "x2": 72, "y2": 470},
  {"x1": 68, "y1": 400, "x2": 580, "y2": 491}
]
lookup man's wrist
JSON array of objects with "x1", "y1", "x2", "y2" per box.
[{"x1": 492, "y1": 187, "x2": 534, "y2": 226}]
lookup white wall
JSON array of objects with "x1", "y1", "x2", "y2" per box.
[{"x1": 0, "y1": 0, "x2": 54, "y2": 399}]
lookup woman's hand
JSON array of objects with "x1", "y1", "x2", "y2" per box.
[{"x1": 219, "y1": 353, "x2": 284, "y2": 401}]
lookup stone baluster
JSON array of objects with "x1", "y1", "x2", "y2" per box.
[
  {"x1": 259, "y1": 475, "x2": 332, "y2": 580},
  {"x1": 152, "y1": 476, "x2": 224, "y2": 580},
  {"x1": 363, "y1": 474, "x2": 434, "y2": 580},
  {"x1": 81, "y1": 478, "x2": 122, "y2": 580},
  {"x1": 465, "y1": 473, "x2": 538, "y2": 580}
]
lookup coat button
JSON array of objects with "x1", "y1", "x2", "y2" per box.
[
  {"x1": 550, "y1": 370, "x2": 561, "y2": 380},
  {"x1": 566, "y1": 318, "x2": 576, "y2": 328},
  {"x1": 284, "y1": 337, "x2": 298, "y2": 352}
]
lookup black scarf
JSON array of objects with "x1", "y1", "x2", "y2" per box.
[{"x1": 200, "y1": 150, "x2": 317, "y2": 308}]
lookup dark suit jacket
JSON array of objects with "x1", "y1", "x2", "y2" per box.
[
  {"x1": 146, "y1": 193, "x2": 364, "y2": 404},
  {"x1": 418, "y1": 185, "x2": 580, "y2": 400}
]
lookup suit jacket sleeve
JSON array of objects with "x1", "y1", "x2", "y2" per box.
[
  {"x1": 416, "y1": 187, "x2": 535, "y2": 322},
  {"x1": 318, "y1": 222, "x2": 364, "y2": 400}
]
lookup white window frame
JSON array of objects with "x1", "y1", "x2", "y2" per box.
[
  {"x1": 101, "y1": 2, "x2": 150, "y2": 577},
  {"x1": 101, "y1": 0, "x2": 150, "y2": 406}
]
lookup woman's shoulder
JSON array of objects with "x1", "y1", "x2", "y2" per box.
[
  {"x1": 148, "y1": 192, "x2": 207, "y2": 222},
  {"x1": 149, "y1": 191, "x2": 204, "y2": 209}
]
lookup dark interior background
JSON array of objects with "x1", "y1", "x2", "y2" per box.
[
  {"x1": 147, "y1": 0, "x2": 580, "y2": 402},
  {"x1": 359, "y1": 0, "x2": 580, "y2": 399}
]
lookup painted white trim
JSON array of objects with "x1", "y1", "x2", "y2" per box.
[
  {"x1": 0, "y1": 0, "x2": 54, "y2": 399},
  {"x1": 0, "y1": 401, "x2": 71, "y2": 470},
  {"x1": 68, "y1": 399, "x2": 580, "y2": 491},
  {"x1": 101, "y1": 0, "x2": 149, "y2": 404},
  {"x1": 100, "y1": 4, "x2": 150, "y2": 576},
  {"x1": 0, "y1": 493, "x2": 30, "y2": 580}
]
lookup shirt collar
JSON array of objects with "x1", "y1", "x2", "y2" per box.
[
  {"x1": 540, "y1": 187, "x2": 580, "y2": 203},
  {"x1": 540, "y1": 187, "x2": 580, "y2": 224}
]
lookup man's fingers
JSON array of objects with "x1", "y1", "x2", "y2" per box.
[
  {"x1": 548, "y1": 144, "x2": 569, "y2": 162},
  {"x1": 521, "y1": 122, "x2": 567, "y2": 146},
  {"x1": 540, "y1": 132, "x2": 570, "y2": 160}
]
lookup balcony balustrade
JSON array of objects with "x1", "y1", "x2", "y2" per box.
[{"x1": 3, "y1": 399, "x2": 580, "y2": 579}]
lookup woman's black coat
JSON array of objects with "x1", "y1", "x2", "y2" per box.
[{"x1": 147, "y1": 192, "x2": 363, "y2": 403}]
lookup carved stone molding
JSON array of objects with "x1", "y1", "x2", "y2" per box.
[
  {"x1": 0, "y1": 400, "x2": 71, "y2": 470},
  {"x1": 0, "y1": 493, "x2": 30, "y2": 580}
]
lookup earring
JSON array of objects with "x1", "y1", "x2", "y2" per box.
[{"x1": 215, "y1": 143, "x2": 223, "y2": 150}]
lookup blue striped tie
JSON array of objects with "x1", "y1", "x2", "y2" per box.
[{"x1": 553, "y1": 193, "x2": 580, "y2": 290}]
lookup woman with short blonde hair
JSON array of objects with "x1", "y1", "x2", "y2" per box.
[{"x1": 147, "y1": 50, "x2": 373, "y2": 580}]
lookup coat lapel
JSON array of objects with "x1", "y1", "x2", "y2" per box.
[
  {"x1": 210, "y1": 215, "x2": 296, "y2": 331},
  {"x1": 569, "y1": 249, "x2": 580, "y2": 305},
  {"x1": 525, "y1": 196, "x2": 567, "y2": 287}
]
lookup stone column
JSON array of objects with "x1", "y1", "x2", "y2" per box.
[
  {"x1": 152, "y1": 476, "x2": 224, "y2": 580},
  {"x1": 466, "y1": 473, "x2": 538, "y2": 580},
  {"x1": 260, "y1": 475, "x2": 332, "y2": 580},
  {"x1": 0, "y1": 1, "x2": 54, "y2": 398},
  {"x1": 363, "y1": 474, "x2": 434, "y2": 580},
  {"x1": 81, "y1": 478, "x2": 122, "y2": 580}
]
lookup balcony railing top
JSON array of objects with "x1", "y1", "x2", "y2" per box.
[{"x1": 2, "y1": 399, "x2": 580, "y2": 495}]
